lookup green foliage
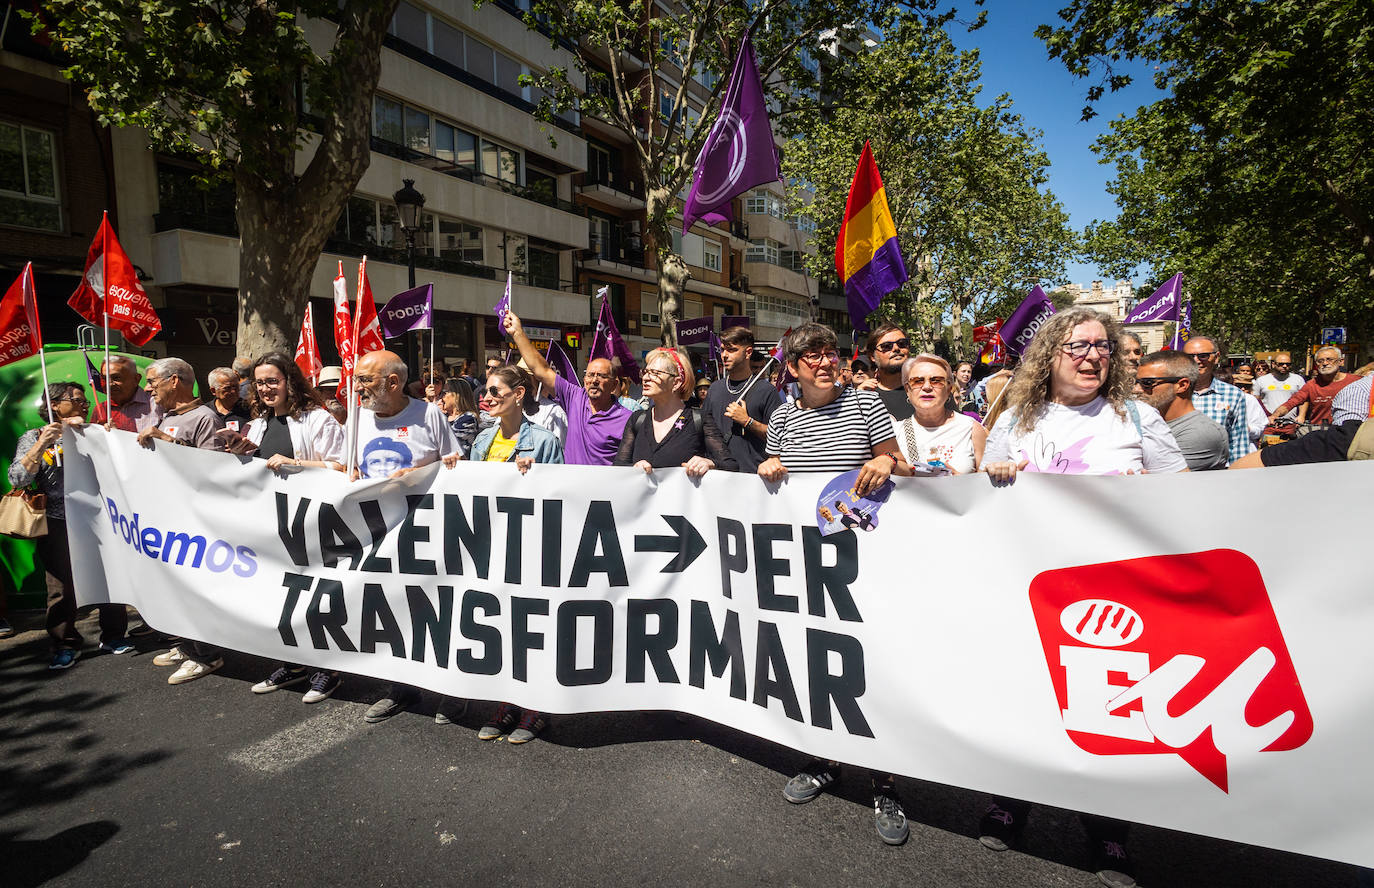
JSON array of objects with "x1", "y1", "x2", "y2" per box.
[
  {"x1": 782, "y1": 11, "x2": 1077, "y2": 346},
  {"x1": 1044, "y1": 0, "x2": 1374, "y2": 352}
]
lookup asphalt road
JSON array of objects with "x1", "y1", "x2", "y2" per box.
[{"x1": 1, "y1": 609, "x2": 1361, "y2": 888}]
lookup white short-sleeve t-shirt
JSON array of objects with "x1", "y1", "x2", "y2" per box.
[{"x1": 985, "y1": 396, "x2": 1186, "y2": 475}]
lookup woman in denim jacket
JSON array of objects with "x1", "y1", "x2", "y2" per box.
[{"x1": 470, "y1": 366, "x2": 564, "y2": 470}]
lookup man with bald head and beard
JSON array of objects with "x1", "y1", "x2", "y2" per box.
[
  {"x1": 351, "y1": 349, "x2": 462, "y2": 725},
  {"x1": 503, "y1": 312, "x2": 631, "y2": 465}
]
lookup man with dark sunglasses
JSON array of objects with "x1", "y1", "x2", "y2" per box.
[
  {"x1": 861, "y1": 324, "x2": 915, "y2": 421},
  {"x1": 1135, "y1": 350, "x2": 1226, "y2": 470},
  {"x1": 1253, "y1": 351, "x2": 1304, "y2": 414}
]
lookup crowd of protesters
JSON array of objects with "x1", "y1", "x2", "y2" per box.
[{"x1": 5, "y1": 306, "x2": 1373, "y2": 888}]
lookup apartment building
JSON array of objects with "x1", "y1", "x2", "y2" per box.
[{"x1": 1, "y1": 0, "x2": 822, "y2": 375}]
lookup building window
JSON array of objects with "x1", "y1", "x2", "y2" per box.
[
  {"x1": 746, "y1": 238, "x2": 781, "y2": 265},
  {"x1": 437, "y1": 216, "x2": 483, "y2": 264},
  {"x1": 703, "y1": 241, "x2": 722, "y2": 272},
  {"x1": 528, "y1": 245, "x2": 559, "y2": 290},
  {"x1": 493, "y1": 51, "x2": 523, "y2": 97},
  {"x1": 372, "y1": 96, "x2": 404, "y2": 143},
  {"x1": 391, "y1": 1, "x2": 428, "y2": 48},
  {"x1": 332, "y1": 195, "x2": 379, "y2": 245},
  {"x1": 432, "y1": 17, "x2": 463, "y2": 67},
  {"x1": 482, "y1": 139, "x2": 521, "y2": 184},
  {"x1": 404, "y1": 106, "x2": 431, "y2": 154},
  {"x1": 465, "y1": 35, "x2": 495, "y2": 82},
  {"x1": 156, "y1": 161, "x2": 233, "y2": 218},
  {"x1": 744, "y1": 189, "x2": 785, "y2": 218},
  {"x1": 0, "y1": 122, "x2": 61, "y2": 232}
]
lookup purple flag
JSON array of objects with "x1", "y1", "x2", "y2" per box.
[
  {"x1": 493, "y1": 272, "x2": 512, "y2": 327},
  {"x1": 588, "y1": 290, "x2": 641, "y2": 383},
  {"x1": 675, "y1": 316, "x2": 714, "y2": 345},
  {"x1": 1173, "y1": 298, "x2": 1193, "y2": 350},
  {"x1": 378, "y1": 283, "x2": 433, "y2": 338},
  {"x1": 708, "y1": 330, "x2": 722, "y2": 364},
  {"x1": 547, "y1": 339, "x2": 578, "y2": 382},
  {"x1": 1001, "y1": 286, "x2": 1058, "y2": 356},
  {"x1": 1123, "y1": 273, "x2": 1183, "y2": 325},
  {"x1": 681, "y1": 34, "x2": 780, "y2": 232}
]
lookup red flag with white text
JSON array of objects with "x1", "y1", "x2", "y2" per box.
[
  {"x1": 354, "y1": 257, "x2": 385, "y2": 358},
  {"x1": 68, "y1": 212, "x2": 161, "y2": 346},
  {"x1": 0, "y1": 262, "x2": 43, "y2": 367},
  {"x1": 332, "y1": 262, "x2": 354, "y2": 401},
  {"x1": 295, "y1": 302, "x2": 323, "y2": 383}
]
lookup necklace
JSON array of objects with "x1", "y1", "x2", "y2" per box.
[{"x1": 724, "y1": 377, "x2": 749, "y2": 395}]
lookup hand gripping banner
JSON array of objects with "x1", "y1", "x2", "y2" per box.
[{"x1": 62, "y1": 428, "x2": 1374, "y2": 868}]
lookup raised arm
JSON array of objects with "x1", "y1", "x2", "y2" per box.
[{"x1": 502, "y1": 310, "x2": 558, "y2": 392}]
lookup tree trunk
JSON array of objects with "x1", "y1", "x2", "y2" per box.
[{"x1": 645, "y1": 187, "x2": 687, "y2": 347}]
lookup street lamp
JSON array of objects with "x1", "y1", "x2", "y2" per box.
[{"x1": 393, "y1": 178, "x2": 426, "y2": 376}]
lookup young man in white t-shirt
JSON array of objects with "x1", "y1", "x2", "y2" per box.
[{"x1": 1252, "y1": 351, "x2": 1304, "y2": 413}]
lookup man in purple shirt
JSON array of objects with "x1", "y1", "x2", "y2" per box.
[{"x1": 503, "y1": 311, "x2": 629, "y2": 465}]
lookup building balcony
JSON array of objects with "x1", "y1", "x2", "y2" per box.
[
  {"x1": 369, "y1": 136, "x2": 582, "y2": 215},
  {"x1": 577, "y1": 170, "x2": 645, "y2": 210}
]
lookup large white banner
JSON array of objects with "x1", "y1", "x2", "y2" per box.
[{"x1": 63, "y1": 426, "x2": 1374, "y2": 867}]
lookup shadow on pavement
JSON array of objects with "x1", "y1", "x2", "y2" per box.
[{"x1": 0, "y1": 820, "x2": 120, "y2": 888}]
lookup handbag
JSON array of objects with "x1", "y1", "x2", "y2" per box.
[{"x1": 0, "y1": 488, "x2": 48, "y2": 538}]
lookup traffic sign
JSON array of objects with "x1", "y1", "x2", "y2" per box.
[{"x1": 1321, "y1": 327, "x2": 1346, "y2": 344}]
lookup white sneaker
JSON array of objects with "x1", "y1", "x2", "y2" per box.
[
  {"x1": 168, "y1": 657, "x2": 222, "y2": 685},
  {"x1": 152, "y1": 646, "x2": 187, "y2": 667}
]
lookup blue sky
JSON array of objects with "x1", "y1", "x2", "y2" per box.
[{"x1": 947, "y1": 3, "x2": 1163, "y2": 288}]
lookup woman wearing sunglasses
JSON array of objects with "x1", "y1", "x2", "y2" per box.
[
  {"x1": 614, "y1": 347, "x2": 736, "y2": 476},
  {"x1": 982, "y1": 308, "x2": 1186, "y2": 481},
  {"x1": 891, "y1": 354, "x2": 985, "y2": 474},
  {"x1": 469, "y1": 365, "x2": 562, "y2": 744}
]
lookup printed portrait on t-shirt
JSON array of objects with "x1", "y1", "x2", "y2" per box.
[{"x1": 361, "y1": 436, "x2": 413, "y2": 478}]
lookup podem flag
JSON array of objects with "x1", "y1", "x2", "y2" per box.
[
  {"x1": 1001, "y1": 286, "x2": 1057, "y2": 356},
  {"x1": 588, "y1": 289, "x2": 640, "y2": 383},
  {"x1": 0, "y1": 262, "x2": 43, "y2": 367},
  {"x1": 380, "y1": 284, "x2": 434, "y2": 339},
  {"x1": 681, "y1": 33, "x2": 779, "y2": 232},
  {"x1": 1123, "y1": 273, "x2": 1183, "y2": 326},
  {"x1": 68, "y1": 211, "x2": 162, "y2": 346}
]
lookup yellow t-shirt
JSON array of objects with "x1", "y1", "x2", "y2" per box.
[{"x1": 485, "y1": 429, "x2": 517, "y2": 463}]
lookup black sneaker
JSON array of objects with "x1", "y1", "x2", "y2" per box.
[
  {"x1": 873, "y1": 784, "x2": 909, "y2": 845},
  {"x1": 251, "y1": 665, "x2": 309, "y2": 694},
  {"x1": 435, "y1": 697, "x2": 468, "y2": 725},
  {"x1": 979, "y1": 802, "x2": 1025, "y2": 852},
  {"x1": 507, "y1": 709, "x2": 546, "y2": 744},
  {"x1": 301, "y1": 671, "x2": 341, "y2": 704},
  {"x1": 783, "y1": 760, "x2": 837, "y2": 804},
  {"x1": 364, "y1": 684, "x2": 418, "y2": 723},
  {"x1": 1092, "y1": 838, "x2": 1136, "y2": 888},
  {"x1": 477, "y1": 703, "x2": 518, "y2": 740}
]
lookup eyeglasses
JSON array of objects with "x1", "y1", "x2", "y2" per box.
[
  {"x1": 1314, "y1": 358, "x2": 1340, "y2": 366},
  {"x1": 798, "y1": 351, "x2": 840, "y2": 368},
  {"x1": 1274, "y1": 361, "x2": 1292, "y2": 367},
  {"x1": 57, "y1": 396, "x2": 88, "y2": 406},
  {"x1": 875, "y1": 338, "x2": 911, "y2": 353},
  {"x1": 1187, "y1": 351, "x2": 1217, "y2": 362},
  {"x1": 904, "y1": 375, "x2": 948, "y2": 388},
  {"x1": 583, "y1": 371, "x2": 613, "y2": 381},
  {"x1": 642, "y1": 367, "x2": 679, "y2": 382},
  {"x1": 483, "y1": 386, "x2": 512, "y2": 399},
  {"x1": 1061, "y1": 340, "x2": 1115, "y2": 358},
  {"x1": 253, "y1": 378, "x2": 285, "y2": 388},
  {"x1": 1136, "y1": 376, "x2": 1183, "y2": 391}
]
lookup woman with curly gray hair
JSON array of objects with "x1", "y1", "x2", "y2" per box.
[{"x1": 982, "y1": 307, "x2": 1185, "y2": 481}]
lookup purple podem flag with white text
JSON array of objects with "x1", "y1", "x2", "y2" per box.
[
  {"x1": 1123, "y1": 273, "x2": 1183, "y2": 325},
  {"x1": 548, "y1": 339, "x2": 578, "y2": 382},
  {"x1": 379, "y1": 283, "x2": 433, "y2": 338},
  {"x1": 588, "y1": 289, "x2": 640, "y2": 383},
  {"x1": 1174, "y1": 298, "x2": 1192, "y2": 349},
  {"x1": 494, "y1": 272, "x2": 512, "y2": 327},
  {"x1": 681, "y1": 34, "x2": 780, "y2": 232},
  {"x1": 1001, "y1": 286, "x2": 1058, "y2": 356}
]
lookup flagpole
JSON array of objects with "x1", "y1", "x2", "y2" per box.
[
  {"x1": 980, "y1": 372, "x2": 1013, "y2": 429},
  {"x1": 733, "y1": 356, "x2": 778, "y2": 404}
]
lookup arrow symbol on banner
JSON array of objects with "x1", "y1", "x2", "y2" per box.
[{"x1": 633, "y1": 515, "x2": 706, "y2": 573}]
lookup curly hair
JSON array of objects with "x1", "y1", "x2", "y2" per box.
[
  {"x1": 1003, "y1": 307, "x2": 1131, "y2": 436},
  {"x1": 247, "y1": 352, "x2": 326, "y2": 420}
]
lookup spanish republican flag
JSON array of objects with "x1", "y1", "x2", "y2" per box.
[{"x1": 835, "y1": 141, "x2": 908, "y2": 331}]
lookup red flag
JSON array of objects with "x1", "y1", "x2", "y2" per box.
[
  {"x1": 0, "y1": 263, "x2": 43, "y2": 368},
  {"x1": 332, "y1": 262, "x2": 354, "y2": 401},
  {"x1": 68, "y1": 212, "x2": 162, "y2": 346},
  {"x1": 972, "y1": 318, "x2": 1004, "y2": 344},
  {"x1": 295, "y1": 302, "x2": 323, "y2": 383},
  {"x1": 354, "y1": 257, "x2": 385, "y2": 358}
]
